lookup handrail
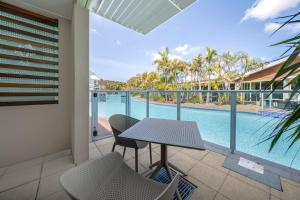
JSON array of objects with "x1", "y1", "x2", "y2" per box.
[
  {"x1": 94, "y1": 89, "x2": 296, "y2": 94},
  {"x1": 91, "y1": 89, "x2": 298, "y2": 156}
]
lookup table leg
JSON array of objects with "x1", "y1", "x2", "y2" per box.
[{"x1": 150, "y1": 144, "x2": 182, "y2": 200}]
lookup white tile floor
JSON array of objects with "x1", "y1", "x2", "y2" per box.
[
  {"x1": 1, "y1": 137, "x2": 300, "y2": 200},
  {"x1": 0, "y1": 149, "x2": 73, "y2": 200}
]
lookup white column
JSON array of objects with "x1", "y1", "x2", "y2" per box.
[
  {"x1": 283, "y1": 79, "x2": 291, "y2": 100},
  {"x1": 269, "y1": 84, "x2": 273, "y2": 108},
  {"x1": 71, "y1": 3, "x2": 89, "y2": 164},
  {"x1": 249, "y1": 82, "x2": 252, "y2": 102}
]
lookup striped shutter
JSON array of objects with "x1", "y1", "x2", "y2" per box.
[{"x1": 0, "y1": 2, "x2": 59, "y2": 106}]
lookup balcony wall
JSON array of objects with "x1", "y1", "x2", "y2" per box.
[{"x1": 0, "y1": 1, "x2": 74, "y2": 167}]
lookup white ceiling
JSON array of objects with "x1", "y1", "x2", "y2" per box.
[
  {"x1": 16, "y1": 0, "x2": 197, "y2": 34},
  {"x1": 81, "y1": 0, "x2": 197, "y2": 34},
  {"x1": 19, "y1": 0, "x2": 74, "y2": 20}
]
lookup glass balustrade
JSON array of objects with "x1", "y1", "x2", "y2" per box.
[{"x1": 91, "y1": 89, "x2": 300, "y2": 170}]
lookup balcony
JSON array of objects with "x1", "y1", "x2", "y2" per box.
[
  {"x1": 1, "y1": 89, "x2": 300, "y2": 199},
  {"x1": 0, "y1": 136, "x2": 300, "y2": 199},
  {"x1": 0, "y1": 0, "x2": 300, "y2": 199}
]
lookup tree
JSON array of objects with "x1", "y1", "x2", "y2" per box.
[
  {"x1": 146, "y1": 72, "x2": 160, "y2": 90},
  {"x1": 191, "y1": 54, "x2": 205, "y2": 102},
  {"x1": 153, "y1": 47, "x2": 172, "y2": 84},
  {"x1": 204, "y1": 47, "x2": 217, "y2": 103},
  {"x1": 220, "y1": 51, "x2": 238, "y2": 90},
  {"x1": 265, "y1": 12, "x2": 300, "y2": 151},
  {"x1": 235, "y1": 52, "x2": 264, "y2": 89}
]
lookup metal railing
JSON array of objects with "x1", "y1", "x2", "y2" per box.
[{"x1": 91, "y1": 89, "x2": 296, "y2": 154}]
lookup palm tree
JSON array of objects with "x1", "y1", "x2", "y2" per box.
[
  {"x1": 204, "y1": 47, "x2": 217, "y2": 103},
  {"x1": 191, "y1": 54, "x2": 205, "y2": 102},
  {"x1": 145, "y1": 72, "x2": 160, "y2": 90},
  {"x1": 237, "y1": 52, "x2": 264, "y2": 85},
  {"x1": 220, "y1": 52, "x2": 238, "y2": 90},
  {"x1": 153, "y1": 47, "x2": 171, "y2": 85},
  {"x1": 265, "y1": 12, "x2": 300, "y2": 151}
]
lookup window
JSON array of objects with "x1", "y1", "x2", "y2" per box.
[{"x1": 0, "y1": 2, "x2": 59, "y2": 106}]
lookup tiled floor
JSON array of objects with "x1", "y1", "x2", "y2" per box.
[{"x1": 1, "y1": 137, "x2": 300, "y2": 200}]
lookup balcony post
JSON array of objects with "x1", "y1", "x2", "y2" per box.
[
  {"x1": 126, "y1": 91, "x2": 131, "y2": 116},
  {"x1": 146, "y1": 91, "x2": 150, "y2": 117},
  {"x1": 177, "y1": 91, "x2": 181, "y2": 120},
  {"x1": 91, "y1": 91, "x2": 99, "y2": 139},
  {"x1": 230, "y1": 91, "x2": 237, "y2": 153}
]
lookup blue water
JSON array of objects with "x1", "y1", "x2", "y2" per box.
[{"x1": 99, "y1": 95, "x2": 300, "y2": 170}]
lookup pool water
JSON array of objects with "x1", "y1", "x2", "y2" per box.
[{"x1": 99, "y1": 95, "x2": 300, "y2": 170}]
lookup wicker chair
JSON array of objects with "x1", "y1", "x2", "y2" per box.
[
  {"x1": 108, "y1": 114, "x2": 152, "y2": 172},
  {"x1": 60, "y1": 152, "x2": 180, "y2": 200}
]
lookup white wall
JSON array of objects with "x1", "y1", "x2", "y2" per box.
[
  {"x1": 0, "y1": 1, "x2": 73, "y2": 167},
  {"x1": 71, "y1": 3, "x2": 89, "y2": 164},
  {"x1": 0, "y1": 1, "x2": 90, "y2": 167}
]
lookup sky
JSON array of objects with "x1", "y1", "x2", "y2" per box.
[{"x1": 89, "y1": 0, "x2": 300, "y2": 82}]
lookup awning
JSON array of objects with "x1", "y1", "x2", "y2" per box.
[{"x1": 79, "y1": 0, "x2": 197, "y2": 34}]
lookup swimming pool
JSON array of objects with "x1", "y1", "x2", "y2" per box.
[{"x1": 98, "y1": 95, "x2": 300, "y2": 170}]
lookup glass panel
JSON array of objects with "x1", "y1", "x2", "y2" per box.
[
  {"x1": 98, "y1": 91, "x2": 126, "y2": 119},
  {"x1": 0, "y1": 30, "x2": 58, "y2": 46},
  {"x1": 0, "y1": 20, "x2": 58, "y2": 39},
  {"x1": 0, "y1": 77, "x2": 58, "y2": 85},
  {"x1": 0, "y1": 58, "x2": 58, "y2": 69},
  {"x1": 95, "y1": 91, "x2": 126, "y2": 139},
  {"x1": 130, "y1": 91, "x2": 146, "y2": 120},
  {"x1": 0, "y1": 39, "x2": 58, "y2": 55},
  {"x1": 0, "y1": 48, "x2": 58, "y2": 62},
  {"x1": 148, "y1": 91, "x2": 177, "y2": 120},
  {"x1": 0, "y1": 68, "x2": 58, "y2": 77},
  {"x1": 236, "y1": 91, "x2": 300, "y2": 170},
  {"x1": 0, "y1": 11, "x2": 59, "y2": 31},
  {"x1": 180, "y1": 91, "x2": 230, "y2": 147}
]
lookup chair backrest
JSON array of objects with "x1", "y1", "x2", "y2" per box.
[
  {"x1": 155, "y1": 174, "x2": 181, "y2": 200},
  {"x1": 108, "y1": 114, "x2": 140, "y2": 137},
  {"x1": 60, "y1": 152, "x2": 123, "y2": 200}
]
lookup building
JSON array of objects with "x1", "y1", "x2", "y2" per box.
[
  {"x1": 240, "y1": 57, "x2": 300, "y2": 108},
  {"x1": 89, "y1": 71, "x2": 100, "y2": 90}
]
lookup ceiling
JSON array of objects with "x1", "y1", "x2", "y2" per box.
[
  {"x1": 80, "y1": 0, "x2": 197, "y2": 34},
  {"x1": 19, "y1": 0, "x2": 74, "y2": 20},
  {"x1": 16, "y1": 0, "x2": 197, "y2": 34}
]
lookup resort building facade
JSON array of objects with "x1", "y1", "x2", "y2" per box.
[{"x1": 240, "y1": 57, "x2": 300, "y2": 109}]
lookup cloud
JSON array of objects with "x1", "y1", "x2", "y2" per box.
[
  {"x1": 116, "y1": 40, "x2": 122, "y2": 46},
  {"x1": 174, "y1": 44, "x2": 189, "y2": 55},
  {"x1": 173, "y1": 44, "x2": 202, "y2": 56},
  {"x1": 90, "y1": 28, "x2": 101, "y2": 36},
  {"x1": 242, "y1": 0, "x2": 300, "y2": 21},
  {"x1": 151, "y1": 52, "x2": 183, "y2": 62},
  {"x1": 264, "y1": 22, "x2": 300, "y2": 33},
  {"x1": 264, "y1": 22, "x2": 281, "y2": 33}
]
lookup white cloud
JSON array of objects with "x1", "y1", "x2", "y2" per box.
[
  {"x1": 174, "y1": 44, "x2": 189, "y2": 55},
  {"x1": 264, "y1": 22, "x2": 300, "y2": 33},
  {"x1": 151, "y1": 52, "x2": 183, "y2": 62},
  {"x1": 116, "y1": 40, "x2": 122, "y2": 46},
  {"x1": 90, "y1": 28, "x2": 101, "y2": 37},
  {"x1": 264, "y1": 22, "x2": 281, "y2": 32},
  {"x1": 242, "y1": 0, "x2": 300, "y2": 21},
  {"x1": 173, "y1": 44, "x2": 202, "y2": 56}
]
